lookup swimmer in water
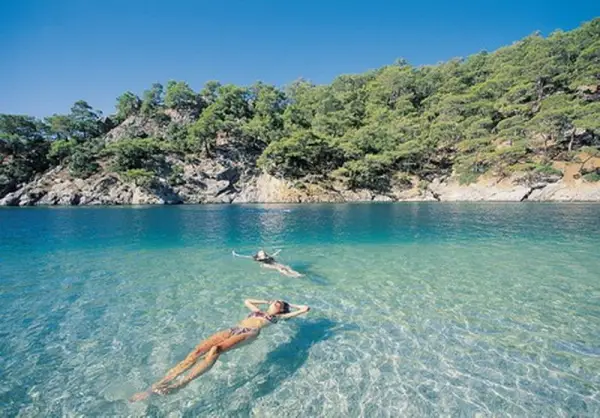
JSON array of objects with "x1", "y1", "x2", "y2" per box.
[
  {"x1": 130, "y1": 299, "x2": 310, "y2": 401},
  {"x1": 233, "y1": 249, "x2": 303, "y2": 278}
]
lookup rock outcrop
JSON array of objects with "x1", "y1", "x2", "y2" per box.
[
  {"x1": 0, "y1": 169, "x2": 161, "y2": 206},
  {"x1": 2, "y1": 153, "x2": 600, "y2": 206},
  {"x1": 526, "y1": 181, "x2": 600, "y2": 201},
  {"x1": 427, "y1": 177, "x2": 533, "y2": 202}
]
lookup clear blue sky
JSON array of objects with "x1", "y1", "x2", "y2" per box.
[{"x1": 1, "y1": 0, "x2": 599, "y2": 118}]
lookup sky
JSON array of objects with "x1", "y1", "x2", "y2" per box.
[{"x1": 1, "y1": 0, "x2": 599, "y2": 118}]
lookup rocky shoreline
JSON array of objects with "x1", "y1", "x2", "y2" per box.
[{"x1": 2, "y1": 156, "x2": 599, "y2": 206}]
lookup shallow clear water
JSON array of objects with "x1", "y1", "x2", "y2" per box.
[{"x1": 1, "y1": 203, "x2": 599, "y2": 417}]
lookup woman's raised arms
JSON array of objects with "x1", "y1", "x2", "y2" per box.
[
  {"x1": 278, "y1": 304, "x2": 310, "y2": 319},
  {"x1": 244, "y1": 299, "x2": 269, "y2": 312}
]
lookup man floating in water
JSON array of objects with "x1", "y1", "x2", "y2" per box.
[{"x1": 233, "y1": 249, "x2": 303, "y2": 278}]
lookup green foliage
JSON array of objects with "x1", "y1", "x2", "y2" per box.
[
  {"x1": 259, "y1": 131, "x2": 342, "y2": 178},
  {"x1": 141, "y1": 83, "x2": 164, "y2": 117},
  {"x1": 579, "y1": 146, "x2": 600, "y2": 158},
  {"x1": 458, "y1": 170, "x2": 482, "y2": 185},
  {"x1": 0, "y1": 115, "x2": 50, "y2": 192},
  {"x1": 165, "y1": 81, "x2": 200, "y2": 112},
  {"x1": 187, "y1": 106, "x2": 221, "y2": 155},
  {"x1": 116, "y1": 92, "x2": 142, "y2": 121},
  {"x1": 45, "y1": 114, "x2": 73, "y2": 140},
  {"x1": 506, "y1": 161, "x2": 564, "y2": 183},
  {"x1": 583, "y1": 171, "x2": 600, "y2": 182},
  {"x1": 3, "y1": 19, "x2": 600, "y2": 197},
  {"x1": 163, "y1": 122, "x2": 189, "y2": 153},
  {"x1": 534, "y1": 164, "x2": 562, "y2": 176},
  {"x1": 168, "y1": 164, "x2": 185, "y2": 185},
  {"x1": 105, "y1": 138, "x2": 164, "y2": 172},
  {"x1": 342, "y1": 154, "x2": 395, "y2": 190},
  {"x1": 122, "y1": 168, "x2": 156, "y2": 187},
  {"x1": 47, "y1": 136, "x2": 102, "y2": 178},
  {"x1": 200, "y1": 81, "x2": 222, "y2": 106},
  {"x1": 187, "y1": 84, "x2": 257, "y2": 153},
  {"x1": 70, "y1": 100, "x2": 104, "y2": 140},
  {"x1": 45, "y1": 100, "x2": 105, "y2": 143},
  {"x1": 48, "y1": 139, "x2": 75, "y2": 163},
  {"x1": 69, "y1": 147, "x2": 100, "y2": 178},
  {"x1": 506, "y1": 162, "x2": 537, "y2": 172},
  {"x1": 394, "y1": 172, "x2": 414, "y2": 189},
  {"x1": 242, "y1": 82, "x2": 286, "y2": 146}
]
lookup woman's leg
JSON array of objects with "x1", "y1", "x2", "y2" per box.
[
  {"x1": 129, "y1": 329, "x2": 232, "y2": 402},
  {"x1": 155, "y1": 331, "x2": 259, "y2": 395},
  {"x1": 262, "y1": 263, "x2": 295, "y2": 276},
  {"x1": 274, "y1": 263, "x2": 302, "y2": 277},
  {"x1": 154, "y1": 329, "x2": 232, "y2": 386}
]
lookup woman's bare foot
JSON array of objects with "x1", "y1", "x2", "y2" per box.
[
  {"x1": 129, "y1": 390, "x2": 152, "y2": 402},
  {"x1": 152, "y1": 384, "x2": 171, "y2": 395},
  {"x1": 129, "y1": 382, "x2": 173, "y2": 402}
]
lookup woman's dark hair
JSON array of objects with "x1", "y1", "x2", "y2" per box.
[
  {"x1": 254, "y1": 251, "x2": 274, "y2": 264},
  {"x1": 279, "y1": 301, "x2": 291, "y2": 314}
]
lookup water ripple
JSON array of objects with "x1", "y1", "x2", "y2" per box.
[{"x1": 0, "y1": 203, "x2": 599, "y2": 416}]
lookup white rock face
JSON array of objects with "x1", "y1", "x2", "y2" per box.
[
  {"x1": 526, "y1": 182, "x2": 600, "y2": 201},
  {"x1": 427, "y1": 177, "x2": 533, "y2": 202},
  {"x1": 2, "y1": 162, "x2": 600, "y2": 206}
]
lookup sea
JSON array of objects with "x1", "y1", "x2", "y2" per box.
[{"x1": 1, "y1": 203, "x2": 599, "y2": 417}]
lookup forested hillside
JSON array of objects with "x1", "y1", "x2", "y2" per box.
[{"x1": 1, "y1": 19, "x2": 600, "y2": 205}]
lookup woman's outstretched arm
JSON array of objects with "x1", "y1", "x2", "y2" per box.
[
  {"x1": 279, "y1": 304, "x2": 311, "y2": 319},
  {"x1": 232, "y1": 251, "x2": 254, "y2": 259},
  {"x1": 244, "y1": 299, "x2": 269, "y2": 312}
]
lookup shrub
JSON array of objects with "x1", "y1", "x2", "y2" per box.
[
  {"x1": 105, "y1": 138, "x2": 164, "y2": 172},
  {"x1": 122, "y1": 168, "x2": 156, "y2": 187},
  {"x1": 343, "y1": 154, "x2": 394, "y2": 191},
  {"x1": 293, "y1": 181, "x2": 307, "y2": 190},
  {"x1": 418, "y1": 180, "x2": 429, "y2": 190},
  {"x1": 48, "y1": 139, "x2": 75, "y2": 163},
  {"x1": 506, "y1": 162, "x2": 537, "y2": 173},
  {"x1": 458, "y1": 170, "x2": 481, "y2": 185},
  {"x1": 393, "y1": 172, "x2": 413, "y2": 189},
  {"x1": 583, "y1": 172, "x2": 600, "y2": 182},
  {"x1": 582, "y1": 168, "x2": 600, "y2": 182},
  {"x1": 534, "y1": 164, "x2": 562, "y2": 176},
  {"x1": 259, "y1": 131, "x2": 343, "y2": 178},
  {"x1": 168, "y1": 164, "x2": 185, "y2": 186},
  {"x1": 69, "y1": 148, "x2": 99, "y2": 178}
]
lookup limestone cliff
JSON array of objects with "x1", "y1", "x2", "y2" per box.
[{"x1": 2, "y1": 154, "x2": 599, "y2": 206}]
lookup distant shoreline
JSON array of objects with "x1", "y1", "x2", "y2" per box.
[{"x1": 2, "y1": 195, "x2": 600, "y2": 207}]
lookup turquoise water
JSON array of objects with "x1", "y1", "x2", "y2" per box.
[{"x1": 1, "y1": 203, "x2": 599, "y2": 417}]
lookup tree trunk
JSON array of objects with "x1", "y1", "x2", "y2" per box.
[
  {"x1": 568, "y1": 131, "x2": 575, "y2": 152},
  {"x1": 580, "y1": 156, "x2": 592, "y2": 173}
]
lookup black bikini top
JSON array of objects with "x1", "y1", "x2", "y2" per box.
[{"x1": 247, "y1": 311, "x2": 278, "y2": 323}]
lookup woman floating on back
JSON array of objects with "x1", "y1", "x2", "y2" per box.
[
  {"x1": 233, "y1": 249, "x2": 303, "y2": 278},
  {"x1": 130, "y1": 299, "x2": 310, "y2": 401}
]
